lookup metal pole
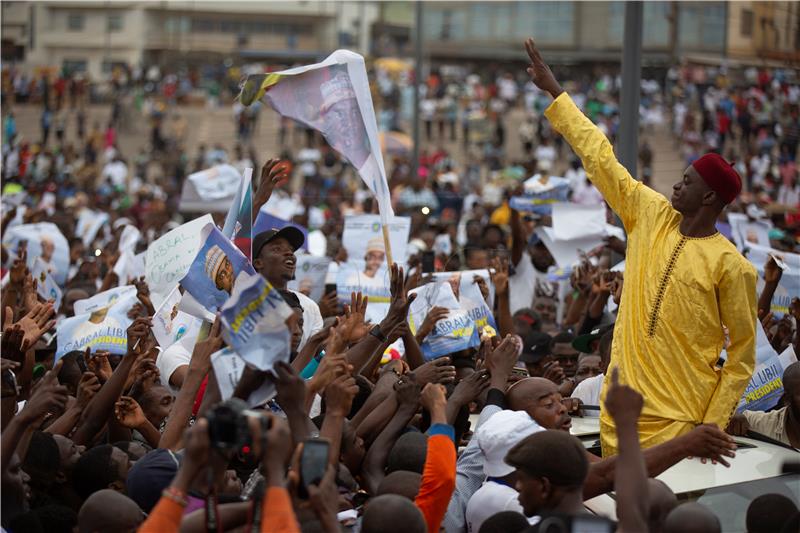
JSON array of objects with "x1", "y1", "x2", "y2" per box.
[
  {"x1": 411, "y1": 0, "x2": 423, "y2": 181},
  {"x1": 618, "y1": 1, "x2": 643, "y2": 177}
]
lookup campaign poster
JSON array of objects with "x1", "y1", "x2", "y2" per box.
[
  {"x1": 408, "y1": 281, "x2": 467, "y2": 359},
  {"x1": 180, "y1": 223, "x2": 255, "y2": 314},
  {"x1": 737, "y1": 324, "x2": 798, "y2": 412},
  {"x1": 336, "y1": 262, "x2": 391, "y2": 324},
  {"x1": 219, "y1": 272, "x2": 293, "y2": 371},
  {"x1": 151, "y1": 285, "x2": 203, "y2": 351},
  {"x1": 56, "y1": 287, "x2": 137, "y2": 359},
  {"x1": 746, "y1": 244, "x2": 799, "y2": 318},
  {"x1": 145, "y1": 214, "x2": 214, "y2": 298},
  {"x1": 31, "y1": 258, "x2": 63, "y2": 312},
  {"x1": 432, "y1": 269, "x2": 496, "y2": 310},
  {"x1": 287, "y1": 255, "x2": 331, "y2": 302},
  {"x1": 210, "y1": 347, "x2": 276, "y2": 407},
  {"x1": 3, "y1": 222, "x2": 70, "y2": 286},
  {"x1": 342, "y1": 214, "x2": 410, "y2": 268}
]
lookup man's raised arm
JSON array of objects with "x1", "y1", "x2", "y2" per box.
[{"x1": 524, "y1": 38, "x2": 661, "y2": 231}]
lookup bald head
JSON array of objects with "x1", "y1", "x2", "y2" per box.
[
  {"x1": 507, "y1": 378, "x2": 557, "y2": 410},
  {"x1": 507, "y1": 378, "x2": 571, "y2": 431},
  {"x1": 377, "y1": 470, "x2": 422, "y2": 501},
  {"x1": 78, "y1": 490, "x2": 142, "y2": 533},
  {"x1": 362, "y1": 494, "x2": 426, "y2": 533},
  {"x1": 647, "y1": 479, "x2": 678, "y2": 533},
  {"x1": 663, "y1": 503, "x2": 720, "y2": 533}
]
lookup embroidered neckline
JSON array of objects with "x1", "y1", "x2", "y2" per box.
[
  {"x1": 646, "y1": 236, "x2": 688, "y2": 338},
  {"x1": 678, "y1": 231, "x2": 721, "y2": 241}
]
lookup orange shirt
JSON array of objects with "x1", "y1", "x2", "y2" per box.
[{"x1": 415, "y1": 424, "x2": 456, "y2": 533}]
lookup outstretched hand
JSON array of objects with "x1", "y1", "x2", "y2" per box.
[
  {"x1": 604, "y1": 367, "x2": 643, "y2": 425},
  {"x1": 253, "y1": 159, "x2": 290, "y2": 214},
  {"x1": 524, "y1": 38, "x2": 563, "y2": 98}
]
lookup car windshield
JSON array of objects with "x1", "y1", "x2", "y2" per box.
[{"x1": 676, "y1": 473, "x2": 800, "y2": 532}]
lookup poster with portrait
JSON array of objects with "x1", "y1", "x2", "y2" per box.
[
  {"x1": 180, "y1": 224, "x2": 255, "y2": 314},
  {"x1": 287, "y1": 255, "x2": 331, "y2": 302},
  {"x1": 432, "y1": 269, "x2": 496, "y2": 310},
  {"x1": 336, "y1": 262, "x2": 392, "y2": 325},
  {"x1": 211, "y1": 347, "x2": 276, "y2": 407},
  {"x1": 56, "y1": 287, "x2": 138, "y2": 359},
  {"x1": 408, "y1": 281, "x2": 465, "y2": 359},
  {"x1": 3, "y1": 222, "x2": 70, "y2": 286},
  {"x1": 145, "y1": 214, "x2": 214, "y2": 298},
  {"x1": 737, "y1": 323, "x2": 798, "y2": 412},
  {"x1": 219, "y1": 272, "x2": 293, "y2": 371},
  {"x1": 31, "y1": 258, "x2": 63, "y2": 312},
  {"x1": 342, "y1": 214, "x2": 410, "y2": 268},
  {"x1": 151, "y1": 285, "x2": 203, "y2": 351}
]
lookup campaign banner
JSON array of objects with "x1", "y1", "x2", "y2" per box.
[
  {"x1": 75, "y1": 209, "x2": 110, "y2": 247},
  {"x1": 408, "y1": 281, "x2": 466, "y2": 359},
  {"x1": 222, "y1": 167, "x2": 253, "y2": 259},
  {"x1": 510, "y1": 175, "x2": 570, "y2": 215},
  {"x1": 239, "y1": 50, "x2": 394, "y2": 224},
  {"x1": 180, "y1": 165, "x2": 243, "y2": 212},
  {"x1": 336, "y1": 262, "x2": 391, "y2": 324},
  {"x1": 31, "y1": 258, "x2": 62, "y2": 312},
  {"x1": 74, "y1": 285, "x2": 137, "y2": 315},
  {"x1": 3, "y1": 222, "x2": 70, "y2": 286},
  {"x1": 253, "y1": 211, "x2": 308, "y2": 252},
  {"x1": 432, "y1": 269, "x2": 495, "y2": 310},
  {"x1": 457, "y1": 279, "x2": 499, "y2": 340},
  {"x1": 287, "y1": 255, "x2": 331, "y2": 302},
  {"x1": 56, "y1": 288, "x2": 136, "y2": 359},
  {"x1": 737, "y1": 324, "x2": 798, "y2": 412},
  {"x1": 219, "y1": 272, "x2": 293, "y2": 371},
  {"x1": 210, "y1": 347, "x2": 276, "y2": 407},
  {"x1": 342, "y1": 214, "x2": 410, "y2": 268},
  {"x1": 552, "y1": 203, "x2": 606, "y2": 241},
  {"x1": 746, "y1": 244, "x2": 799, "y2": 318},
  {"x1": 145, "y1": 214, "x2": 214, "y2": 297},
  {"x1": 151, "y1": 285, "x2": 203, "y2": 351},
  {"x1": 181, "y1": 224, "x2": 255, "y2": 314},
  {"x1": 728, "y1": 213, "x2": 771, "y2": 251}
]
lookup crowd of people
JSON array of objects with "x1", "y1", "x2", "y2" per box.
[{"x1": 1, "y1": 36, "x2": 799, "y2": 533}]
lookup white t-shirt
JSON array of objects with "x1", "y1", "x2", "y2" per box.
[
  {"x1": 508, "y1": 251, "x2": 549, "y2": 315},
  {"x1": 572, "y1": 373, "x2": 604, "y2": 417},
  {"x1": 534, "y1": 145, "x2": 556, "y2": 167},
  {"x1": 293, "y1": 290, "x2": 323, "y2": 350},
  {"x1": 466, "y1": 482, "x2": 537, "y2": 533},
  {"x1": 156, "y1": 341, "x2": 193, "y2": 394}
]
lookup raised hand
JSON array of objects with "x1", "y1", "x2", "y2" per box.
[
  {"x1": 395, "y1": 376, "x2": 421, "y2": 408},
  {"x1": 16, "y1": 302, "x2": 56, "y2": 350},
  {"x1": 253, "y1": 159, "x2": 290, "y2": 214},
  {"x1": 133, "y1": 277, "x2": 155, "y2": 315},
  {"x1": 604, "y1": 368, "x2": 643, "y2": 425},
  {"x1": 420, "y1": 383, "x2": 447, "y2": 415},
  {"x1": 76, "y1": 372, "x2": 101, "y2": 408},
  {"x1": 1, "y1": 324, "x2": 28, "y2": 363},
  {"x1": 449, "y1": 369, "x2": 491, "y2": 408},
  {"x1": 485, "y1": 334, "x2": 522, "y2": 383},
  {"x1": 309, "y1": 352, "x2": 352, "y2": 394},
  {"x1": 524, "y1": 38, "x2": 563, "y2": 98},
  {"x1": 381, "y1": 263, "x2": 417, "y2": 333},
  {"x1": 408, "y1": 356, "x2": 456, "y2": 386},
  {"x1": 338, "y1": 292, "x2": 370, "y2": 344},
  {"x1": 126, "y1": 316, "x2": 153, "y2": 357},
  {"x1": 416, "y1": 306, "x2": 449, "y2": 343},
  {"x1": 490, "y1": 257, "x2": 510, "y2": 297},
  {"x1": 317, "y1": 291, "x2": 340, "y2": 319},
  {"x1": 114, "y1": 396, "x2": 147, "y2": 429},
  {"x1": 542, "y1": 360, "x2": 566, "y2": 385},
  {"x1": 18, "y1": 360, "x2": 69, "y2": 424},
  {"x1": 87, "y1": 350, "x2": 113, "y2": 382},
  {"x1": 9, "y1": 248, "x2": 28, "y2": 286},
  {"x1": 126, "y1": 359, "x2": 160, "y2": 397},
  {"x1": 473, "y1": 275, "x2": 490, "y2": 303},
  {"x1": 190, "y1": 318, "x2": 223, "y2": 372},
  {"x1": 763, "y1": 256, "x2": 783, "y2": 284},
  {"x1": 324, "y1": 374, "x2": 359, "y2": 417}
]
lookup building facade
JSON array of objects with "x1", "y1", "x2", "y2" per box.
[{"x1": 2, "y1": 1, "x2": 379, "y2": 79}]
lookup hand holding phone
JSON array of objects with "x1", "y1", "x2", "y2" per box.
[{"x1": 298, "y1": 438, "x2": 331, "y2": 500}]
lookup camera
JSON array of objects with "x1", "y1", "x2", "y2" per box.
[{"x1": 206, "y1": 399, "x2": 268, "y2": 452}]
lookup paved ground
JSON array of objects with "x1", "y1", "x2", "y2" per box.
[{"x1": 8, "y1": 101, "x2": 682, "y2": 197}]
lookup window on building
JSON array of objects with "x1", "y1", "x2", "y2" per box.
[
  {"x1": 513, "y1": 2, "x2": 575, "y2": 46},
  {"x1": 102, "y1": 60, "x2": 127, "y2": 74},
  {"x1": 107, "y1": 13, "x2": 123, "y2": 32},
  {"x1": 741, "y1": 9, "x2": 753, "y2": 37},
  {"x1": 62, "y1": 59, "x2": 87, "y2": 74},
  {"x1": 191, "y1": 18, "x2": 216, "y2": 33},
  {"x1": 67, "y1": 13, "x2": 85, "y2": 31}
]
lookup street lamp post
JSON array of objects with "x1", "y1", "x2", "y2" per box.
[{"x1": 618, "y1": 1, "x2": 643, "y2": 178}]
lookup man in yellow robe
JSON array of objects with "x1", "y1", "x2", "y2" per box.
[{"x1": 524, "y1": 38, "x2": 757, "y2": 456}]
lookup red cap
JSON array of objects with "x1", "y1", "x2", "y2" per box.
[{"x1": 691, "y1": 153, "x2": 742, "y2": 205}]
